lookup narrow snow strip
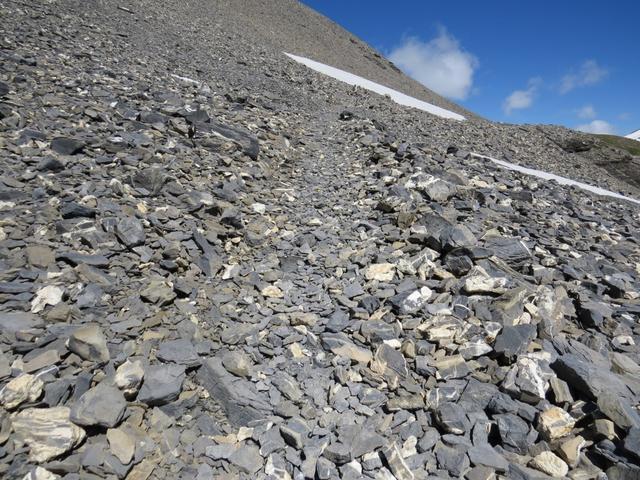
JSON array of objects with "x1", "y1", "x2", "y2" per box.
[
  {"x1": 284, "y1": 52, "x2": 466, "y2": 121},
  {"x1": 283, "y1": 53, "x2": 637, "y2": 204},
  {"x1": 625, "y1": 129, "x2": 640, "y2": 141},
  {"x1": 471, "y1": 153, "x2": 640, "y2": 205}
]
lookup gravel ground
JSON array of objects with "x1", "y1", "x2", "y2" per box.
[{"x1": 1, "y1": 1, "x2": 640, "y2": 479}]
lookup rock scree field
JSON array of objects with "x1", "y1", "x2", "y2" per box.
[{"x1": 0, "y1": 1, "x2": 640, "y2": 479}]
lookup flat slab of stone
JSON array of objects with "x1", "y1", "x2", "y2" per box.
[
  {"x1": 12, "y1": 407, "x2": 86, "y2": 462},
  {"x1": 197, "y1": 357, "x2": 273, "y2": 427}
]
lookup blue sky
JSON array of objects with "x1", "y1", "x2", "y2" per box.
[{"x1": 302, "y1": 1, "x2": 639, "y2": 135}]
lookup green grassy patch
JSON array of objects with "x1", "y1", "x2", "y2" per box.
[{"x1": 592, "y1": 134, "x2": 640, "y2": 156}]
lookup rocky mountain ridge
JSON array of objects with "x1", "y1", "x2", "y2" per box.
[{"x1": 0, "y1": 1, "x2": 639, "y2": 479}]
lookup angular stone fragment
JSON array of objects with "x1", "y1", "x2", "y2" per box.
[
  {"x1": 67, "y1": 324, "x2": 110, "y2": 363},
  {"x1": 228, "y1": 444, "x2": 263, "y2": 474},
  {"x1": 374, "y1": 344, "x2": 408, "y2": 377},
  {"x1": 435, "y1": 402, "x2": 470, "y2": 434},
  {"x1": 280, "y1": 417, "x2": 310, "y2": 449},
  {"x1": 503, "y1": 357, "x2": 551, "y2": 402},
  {"x1": 434, "y1": 355, "x2": 470, "y2": 380},
  {"x1": 463, "y1": 271, "x2": 508, "y2": 295},
  {"x1": 381, "y1": 443, "x2": 414, "y2": 480},
  {"x1": 389, "y1": 287, "x2": 432, "y2": 315},
  {"x1": 140, "y1": 278, "x2": 176, "y2": 306},
  {"x1": 324, "y1": 442, "x2": 352, "y2": 465},
  {"x1": 597, "y1": 391, "x2": 640, "y2": 430},
  {"x1": 484, "y1": 236, "x2": 532, "y2": 267},
  {"x1": 493, "y1": 324, "x2": 536, "y2": 362},
  {"x1": 197, "y1": 358, "x2": 272, "y2": 427},
  {"x1": 0, "y1": 312, "x2": 44, "y2": 333},
  {"x1": 115, "y1": 359, "x2": 144, "y2": 397},
  {"x1": 435, "y1": 442, "x2": 470, "y2": 477},
  {"x1": 221, "y1": 350, "x2": 252, "y2": 377},
  {"x1": 549, "y1": 377, "x2": 573, "y2": 404},
  {"x1": 31, "y1": 285, "x2": 64, "y2": 313},
  {"x1": 552, "y1": 353, "x2": 630, "y2": 401},
  {"x1": 594, "y1": 418, "x2": 617, "y2": 440},
  {"x1": 537, "y1": 406, "x2": 575, "y2": 440},
  {"x1": 0, "y1": 374, "x2": 44, "y2": 410},
  {"x1": 137, "y1": 364, "x2": 186, "y2": 406},
  {"x1": 50, "y1": 137, "x2": 84, "y2": 155},
  {"x1": 207, "y1": 120, "x2": 260, "y2": 160},
  {"x1": 360, "y1": 320, "x2": 397, "y2": 343},
  {"x1": 495, "y1": 413, "x2": 530, "y2": 454},
  {"x1": 107, "y1": 427, "x2": 135, "y2": 464},
  {"x1": 70, "y1": 383, "x2": 126, "y2": 428},
  {"x1": 465, "y1": 465, "x2": 496, "y2": 480},
  {"x1": 321, "y1": 333, "x2": 372, "y2": 363},
  {"x1": 26, "y1": 246, "x2": 55, "y2": 268},
  {"x1": 468, "y1": 445, "x2": 508, "y2": 472},
  {"x1": 610, "y1": 352, "x2": 640, "y2": 376},
  {"x1": 115, "y1": 217, "x2": 145, "y2": 248},
  {"x1": 261, "y1": 285, "x2": 284, "y2": 298},
  {"x1": 364, "y1": 263, "x2": 395, "y2": 282},
  {"x1": 12, "y1": 407, "x2": 86, "y2": 462},
  {"x1": 440, "y1": 225, "x2": 476, "y2": 252},
  {"x1": 530, "y1": 451, "x2": 568, "y2": 477},
  {"x1": 624, "y1": 427, "x2": 640, "y2": 461},
  {"x1": 205, "y1": 444, "x2": 235, "y2": 462},
  {"x1": 60, "y1": 202, "x2": 96, "y2": 219},
  {"x1": 23, "y1": 349, "x2": 61, "y2": 373},
  {"x1": 458, "y1": 339, "x2": 492, "y2": 359},
  {"x1": 56, "y1": 252, "x2": 110, "y2": 267},
  {"x1": 386, "y1": 394, "x2": 424, "y2": 411},
  {"x1": 557, "y1": 435, "x2": 585, "y2": 467},
  {"x1": 157, "y1": 339, "x2": 200, "y2": 367}
]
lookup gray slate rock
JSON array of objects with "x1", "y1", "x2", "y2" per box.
[
  {"x1": 468, "y1": 445, "x2": 509, "y2": 472},
  {"x1": 495, "y1": 413, "x2": 531, "y2": 454},
  {"x1": 228, "y1": 444, "x2": 264, "y2": 474},
  {"x1": 552, "y1": 353, "x2": 632, "y2": 401},
  {"x1": 51, "y1": 137, "x2": 85, "y2": 155},
  {"x1": 157, "y1": 339, "x2": 201, "y2": 367},
  {"x1": 598, "y1": 391, "x2": 640, "y2": 430},
  {"x1": 115, "y1": 217, "x2": 146, "y2": 248},
  {"x1": 67, "y1": 324, "x2": 110, "y2": 363},
  {"x1": 197, "y1": 357, "x2": 272, "y2": 427},
  {"x1": 137, "y1": 364, "x2": 186, "y2": 406},
  {"x1": 494, "y1": 324, "x2": 536, "y2": 362},
  {"x1": 70, "y1": 383, "x2": 126, "y2": 428}
]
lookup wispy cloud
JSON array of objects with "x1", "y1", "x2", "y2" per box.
[
  {"x1": 388, "y1": 28, "x2": 479, "y2": 100},
  {"x1": 577, "y1": 105, "x2": 596, "y2": 119},
  {"x1": 560, "y1": 60, "x2": 608, "y2": 94},
  {"x1": 576, "y1": 119, "x2": 615, "y2": 134},
  {"x1": 503, "y1": 78, "x2": 542, "y2": 115}
]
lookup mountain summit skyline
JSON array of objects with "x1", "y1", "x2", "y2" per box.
[{"x1": 303, "y1": 0, "x2": 640, "y2": 136}]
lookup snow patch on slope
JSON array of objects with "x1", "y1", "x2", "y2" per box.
[
  {"x1": 284, "y1": 53, "x2": 639, "y2": 205},
  {"x1": 284, "y1": 52, "x2": 466, "y2": 121},
  {"x1": 625, "y1": 129, "x2": 640, "y2": 141},
  {"x1": 472, "y1": 153, "x2": 640, "y2": 205}
]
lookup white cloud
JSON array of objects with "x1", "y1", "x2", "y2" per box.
[
  {"x1": 560, "y1": 60, "x2": 608, "y2": 94},
  {"x1": 388, "y1": 28, "x2": 478, "y2": 100},
  {"x1": 575, "y1": 119, "x2": 615, "y2": 134},
  {"x1": 577, "y1": 105, "x2": 596, "y2": 119},
  {"x1": 503, "y1": 78, "x2": 541, "y2": 115}
]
